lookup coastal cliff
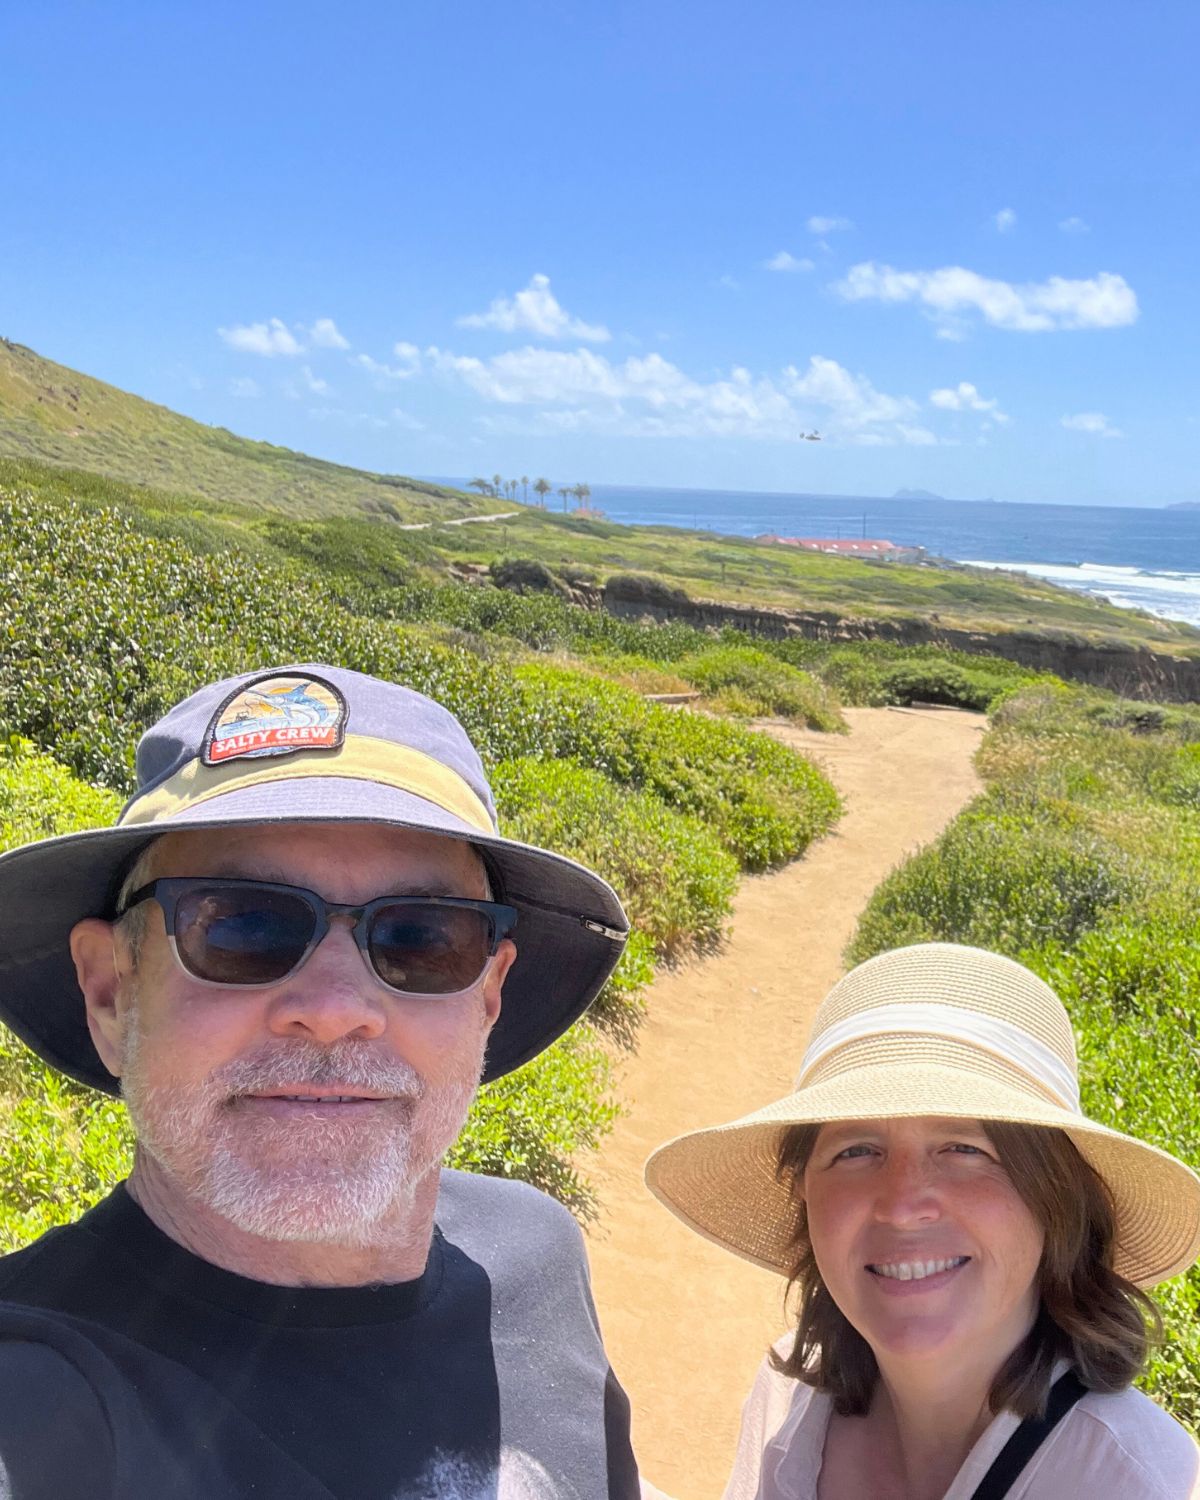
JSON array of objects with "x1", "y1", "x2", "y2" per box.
[{"x1": 599, "y1": 574, "x2": 1200, "y2": 702}]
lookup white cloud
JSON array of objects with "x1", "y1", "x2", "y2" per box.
[
  {"x1": 765, "y1": 250, "x2": 815, "y2": 273},
  {"x1": 354, "y1": 347, "x2": 421, "y2": 381},
  {"x1": 807, "y1": 215, "x2": 853, "y2": 234},
  {"x1": 308, "y1": 317, "x2": 350, "y2": 350},
  {"x1": 307, "y1": 405, "x2": 424, "y2": 432},
  {"x1": 457, "y1": 273, "x2": 610, "y2": 342},
  {"x1": 228, "y1": 376, "x2": 261, "y2": 397},
  {"x1": 288, "y1": 365, "x2": 329, "y2": 397},
  {"x1": 834, "y1": 262, "x2": 1138, "y2": 333},
  {"x1": 1059, "y1": 216, "x2": 1090, "y2": 234},
  {"x1": 994, "y1": 208, "x2": 1017, "y2": 233},
  {"x1": 716, "y1": 274, "x2": 741, "y2": 292},
  {"x1": 930, "y1": 381, "x2": 1009, "y2": 422},
  {"x1": 1061, "y1": 411, "x2": 1123, "y2": 438},
  {"x1": 218, "y1": 318, "x2": 303, "y2": 357},
  {"x1": 895, "y1": 424, "x2": 940, "y2": 446},
  {"x1": 426, "y1": 343, "x2": 933, "y2": 445}
]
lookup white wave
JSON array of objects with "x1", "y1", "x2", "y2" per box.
[{"x1": 962, "y1": 558, "x2": 1200, "y2": 627}]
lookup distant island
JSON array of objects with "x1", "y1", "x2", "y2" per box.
[
  {"x1": 891, "y1": 488, "x2": 996, "y2": 504},
  {"x1": 1165, "y1": 501, "x2": 1200, "y2": 511}
]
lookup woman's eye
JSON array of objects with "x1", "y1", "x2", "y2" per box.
[
  {"x1": 946, "y1": 1143, "x2": 987, "y2": 1157},
  {"x1": 832, "y1": 1144, "x2": 876, "y2": 1161}
]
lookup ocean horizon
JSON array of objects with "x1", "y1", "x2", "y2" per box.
[{"x1": 434, "y1": 478, "x2": 1200, "y2": 630}]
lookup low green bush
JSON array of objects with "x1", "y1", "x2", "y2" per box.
[
  {"x1": 0, "y1": 1039, "x2": 134, "y2": 1253},
  {"x1": 876, "y1": 661, "x2": 1011, "y2": 712},
  {"x1": 0, "y1": 734, "x2": 122, "y2": 846},
  {"x1": 503, "y1": 665, "x2": 842, "y2": 869},
  {"x1": 1027, "y1": 921, "x2": 1200, "y2": 1429},
  {"x1": 675, "y1": 644, "x2": 847, "y2": 731},
  {"x1": 849, "y1": 795, "x2": 1131, "y2": 963},
  {"x1": 447, "y1": 1031, "x2": 621, "y2": 1220},
  {"x1": 493, "y1": 757, "x2": 738, "y2": 955},
  {"x1": 772, "y1": 638, "x2": 1045, "y2": 711}
]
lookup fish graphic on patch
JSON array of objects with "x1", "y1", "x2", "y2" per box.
[{"x1": 203, "y1": 673, "x2": 348, "y2": 765}]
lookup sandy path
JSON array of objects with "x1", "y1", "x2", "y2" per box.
[{"x1": 584, "y1": 706, "x2": 985, "y2": 1499}]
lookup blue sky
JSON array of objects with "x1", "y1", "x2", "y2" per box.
[{"x1": 4, "y1": 0, "x2": 1199, "y2": 505}]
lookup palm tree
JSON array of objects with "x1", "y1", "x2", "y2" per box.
[
  {"x1": 558, "y1": 487, "x2": 571, "y2": 512},
  {"x1": 520, "y1": 475, "x2": 530, "y2": 504},
  {"x1": 576, "y1": 482, "x2": 592, "y2": 512},
  {"x1": 533, "y1": 477, "x2": 551, "y2": 508},
  {"x1": 468, "y1": 478, "x2": 492, "y2": 496},
  {"x1": 492, "y1": 474, "x2": 503, "y2": 500}
]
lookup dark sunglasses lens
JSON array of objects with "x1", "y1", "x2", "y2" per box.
[
  {"x1": 174, "y1": 886, "x2": 317, "y2": 986},
  {"x1": 368, "y1": 904, "x2": 494, "y2": 995}
]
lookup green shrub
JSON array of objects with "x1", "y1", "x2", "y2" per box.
[
  {"x1": 849, "y1": 795, "x2": 1131, "y2": 964},
  {"x1": 503, "y1": 665, "x2": 842, "y2": 869},
  {"x1": 447, "y1": 1031, "x2": 620, "y2": 1221},
  {"x1": 493, "y1": 757, "x2": 738, "y2": 955},
  {"x1": 675, "y1": 644, "x2": 847, "y2": 731},
  {"x1": 1027, "y1": 921, "x2": 1200, "y2": 1429},
  {"x1": 877, "y1": 661, "x2": 1009, "y2": 712},
  {"x1": 0, "y1": 484, "x2": 514, "y2": 790},
  {"x1": 0, "y1": 1037, "x2": 134, "y2": 1253},
  {"x1": 0, "y1": 735, "x2": 122, "y2": 846},
  {"x1": 771, "y1": 638, "x2": 1045, "y2": 710}
]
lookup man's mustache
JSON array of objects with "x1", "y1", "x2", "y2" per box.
[{"x1": 214, "y1": 1039, "x2": 425, "y2": 1100}]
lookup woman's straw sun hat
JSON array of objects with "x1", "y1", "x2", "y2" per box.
[{"x1": 645, "y1": 942, "x2": 1200, "y2": 1289}]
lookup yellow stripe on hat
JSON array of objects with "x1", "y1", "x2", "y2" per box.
[{"x1": 119, "y1": 735, "x2": 494, "y2": 834}]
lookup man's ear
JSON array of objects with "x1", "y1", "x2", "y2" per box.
[
  {"x1": 481, "y1": 937, "x2": 517, "y2": 1028},
  {"x1": 69, "y1": 919, "x2": 127, "y2": 1079}
]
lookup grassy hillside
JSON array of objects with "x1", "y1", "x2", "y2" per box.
[
  {"x1": 4, "y1": 340, "x2": 1198, "y2": 658},
  {"x1": 0, "y1": 339, "x2": 493, "y2": 522}
]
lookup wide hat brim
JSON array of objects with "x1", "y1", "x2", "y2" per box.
[
  {"x1": 0, "y1": 775, "x2": 629, "y2": 1092},
  {"x1": 645, "y1": 1059, "x2": 1200, "y2": 1289}
]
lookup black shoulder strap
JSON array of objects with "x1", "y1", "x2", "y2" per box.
[{"x1": 968, "y1": 1370, "x2": 1089, "y2": 1500}]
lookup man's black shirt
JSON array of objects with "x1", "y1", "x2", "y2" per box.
[{"x1": 0, "y1": 1172, "x2": 638, "y2": 1499}]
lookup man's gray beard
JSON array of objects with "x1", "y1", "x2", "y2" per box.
[{"x1": 119, "y1": 994, "x2": 486, "y2": 1247}]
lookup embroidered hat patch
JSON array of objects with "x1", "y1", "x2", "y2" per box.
[{"x1": 202, "y1": 673, "x2": 348, "y2": 765}]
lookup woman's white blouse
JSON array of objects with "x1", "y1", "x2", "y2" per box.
[{"x1": 723, "y1": 1346, "x2": 1200, "y2": 1500}]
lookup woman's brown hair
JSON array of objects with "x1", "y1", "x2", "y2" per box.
[{"x1": 771, "y1": 1120, "x2": 1160, "y2": 1419}]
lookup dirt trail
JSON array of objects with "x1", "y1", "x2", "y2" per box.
[{"x1": 584, "y1": 706, "x2": 985, "y2": 1500}]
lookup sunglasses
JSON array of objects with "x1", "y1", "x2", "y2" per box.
[{"x1": 121, "y1": 878, "x2": 518, "y2": 997}]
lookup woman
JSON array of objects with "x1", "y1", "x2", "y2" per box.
[{"x1": 645, "y1": 943, "x2": 1200, "y2": 1500}]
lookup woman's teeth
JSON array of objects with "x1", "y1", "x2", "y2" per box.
[{"x1": 869, "y1": 1257, "x2": 969, "y2": 1281}]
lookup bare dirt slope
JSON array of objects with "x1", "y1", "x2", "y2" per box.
[{"x1": 584, "y1": 706, "x2": 985, "y2": 1500}]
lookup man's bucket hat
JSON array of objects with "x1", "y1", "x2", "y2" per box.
[
  {"x1": 646, "y1": 942, "x2": 1200, "y2": 1289},
  {"x1": 0, "y1": 664, "x2": 629, "y2": 1093}
]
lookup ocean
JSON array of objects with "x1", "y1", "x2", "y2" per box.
[{"x1": 577, "y1": 485, "x2": 1200, "y2": 630}]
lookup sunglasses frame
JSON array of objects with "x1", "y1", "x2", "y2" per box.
[{"x1": 121, "y1": 877, "x2": 518, "y2": 998}]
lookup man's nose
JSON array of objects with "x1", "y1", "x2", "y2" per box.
[
  {"x1": 871, "y1": 1152, "x2": 941, "y2": 1227},
  {"x1": 265, "y1": 920, "x2": 388, "y2": 1044}
]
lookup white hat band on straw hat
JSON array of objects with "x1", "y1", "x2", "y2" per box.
[{"x1": 797, "y1": 1003, "x2": 1082, "y2": 1114}]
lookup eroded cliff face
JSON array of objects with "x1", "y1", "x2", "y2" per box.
[{"x1": 600, "y1": 575, "x2": 1200, "y2": 702}]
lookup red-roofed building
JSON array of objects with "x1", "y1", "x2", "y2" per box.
[{"x1": 756, "y1": 535, "x2": 925, "y2": 562}]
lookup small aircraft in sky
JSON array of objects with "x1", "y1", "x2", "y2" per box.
[{"x1": 801, "y1": 430, "x2": 822, "y2": 441}]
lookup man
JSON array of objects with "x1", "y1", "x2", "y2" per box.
[{"x1": 0, "y1": 664, "x2": 638, "y2": 1500}]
